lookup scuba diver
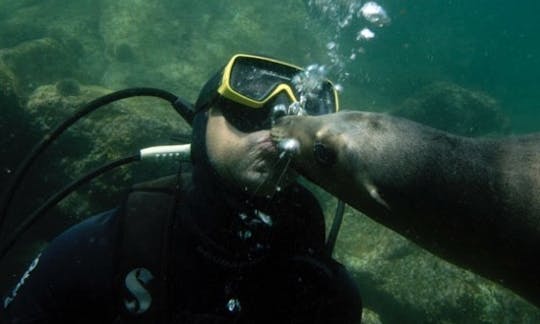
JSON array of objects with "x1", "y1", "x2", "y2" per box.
[{"x1": 1, "y1": 54, "x2": 362, "y2": 323}]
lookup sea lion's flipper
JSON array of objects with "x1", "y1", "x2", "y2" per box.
[{"x1": 365, "y1": 181, "x2": 390, "y2": 210}]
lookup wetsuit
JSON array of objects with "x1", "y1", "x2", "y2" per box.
[{"x1": 2, "y1": 165, "x2": 362, "y2": 323}]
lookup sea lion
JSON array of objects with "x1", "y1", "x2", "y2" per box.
[{"x1": 271, "y1": 111, "x2": 540, "y2": 306}]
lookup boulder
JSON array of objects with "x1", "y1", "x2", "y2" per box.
[
  {"x1": 328, "y1": 203, "x2": 539, "y2": 322},
  {"x1": 392, "y1": 82, "x2": 510, "y2": 136},
  {"x1": 0, "y1": 38, "x2": 78, "y2": 94},
  {"x1": 25, "y1": 82, "x2": 190, "y2": 220}
]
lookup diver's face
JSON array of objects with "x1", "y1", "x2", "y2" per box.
[{"x1": 205, "y1": 107, "x2": 297, "y2": 196}]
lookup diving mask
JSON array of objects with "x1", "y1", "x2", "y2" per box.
[{"x1": 195, "y1": 54, "x2": 339, "y2": 132}]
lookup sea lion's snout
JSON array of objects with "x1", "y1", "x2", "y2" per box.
[
  {"x1": 277, "y1": 138, "x2": 300, "y2": 158},
  {"x1": 271, "y1": 116, "x2": 298, "y2": 145},
  {"x1": 272, "y1": 114, "x2": 339, "y2": 167}
]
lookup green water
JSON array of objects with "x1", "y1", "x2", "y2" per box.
[
  {"x1": 0, "y1": 0, "x2": 539, "y2": 322},
  {"x1": 1, "y1": 0, "x2": 539, "y2": 131},
  {"x1": 349, "y1": 0, "x2": 540, "y2": 133}
]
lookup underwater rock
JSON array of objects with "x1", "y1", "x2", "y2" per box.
[
  {"x1": 0, "y1": 21, "x2": 44, "y2": 49},
  {"x1": 0, "y1": 62, "x2": 41, "y2": 180},
  {"x1": 331, "y1": 204, "x2": 540, "y2": 323},
  {"x1": 0, "y1": 62, "x2": 44, "y2": 268},
  {"x1": 303, "y1": 181, "x2": 538, "y2": 322},
  {"x1": 0, "y1": 62, "x2": 20, "y2": 109},
  {"x1": 361, "y1": 308, "x2": 382, "y2": 324},
  {"x1": 0, "y1": 62, "x2": 24, "y2": 184},
  {"x1": 25, "y1": 83, "x2": 97, "y2": 130},
  {"x1": 55, "y1": 78, "x2": 81, "y2": 97},
  {"x1": 98, "y1": 0, "x2": 325, "y2": 92},
  {"x1": 25, "y1": 83, "x2": 189, "y2": 220},
  {"x1": 391, "y1": 82, "x2": 510, "y2": 136},
  {"x1": 0, "y1": 37, "x2": 77, "y2": 94},
  {"x1": 112, "y1": 43, "x2": 136, "y2": 63}
]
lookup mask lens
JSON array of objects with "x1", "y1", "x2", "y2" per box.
[
  {"x1": 229, "y1": 56, "x2": 301, "y2": 101},
  {"x1": 216, "y1": 55, "x2": 339, "y2": 132},
  {"x1": 229, "y1": 56, "x2": 336, "y2": 116},
  {"x1": 302, "y1": 81, "x2": 337, "y2": 116},
  {"x1": 220, "y1": 99, "x2": 272, "y2": 132}
]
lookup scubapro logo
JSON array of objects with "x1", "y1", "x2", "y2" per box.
[{"x1": 123, "y1": 267, "x2": 154, "y2": 315}]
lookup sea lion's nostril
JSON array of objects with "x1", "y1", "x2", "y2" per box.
[{"x1": 277, "y1": 138, "x2": 300, "y2": 158}]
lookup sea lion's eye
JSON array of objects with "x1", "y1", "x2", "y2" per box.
[{"x1": 313, "y1": 142, "x2": 337, "y2": 166}]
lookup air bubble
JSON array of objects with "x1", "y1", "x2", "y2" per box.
[
  {"x1": 359, "y1": 1, "x2": 391, "y2": 27},
  {"x1": 357, "y1": 28, "x2": 375, "y2": 41}
]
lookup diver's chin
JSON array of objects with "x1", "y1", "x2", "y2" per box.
[
  {"x1": 229, "y1": 131, "x2": 297, "y2": 196},
  {"x1": 242, "y1": 169, "x2": 299, "y2": 197}
]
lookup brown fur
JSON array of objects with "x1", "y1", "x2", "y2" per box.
[{"x1": 272, "y1": 111, "x2": 540, "y2": 306}]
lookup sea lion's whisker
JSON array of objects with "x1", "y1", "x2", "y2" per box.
[
  {"x1": 250, "y1": 154, "x2": 292, "y2": 200},
  {"x1": 272, "y1": 156, "x2": 293, "y2": 194}
]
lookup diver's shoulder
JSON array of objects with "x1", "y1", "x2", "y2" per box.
[
  {"x1": 56, "y1": 209, "x2": 118, "y2": 241},
  {"x1": 131, "y1": 172, "x2": 192, "y2": 193}
]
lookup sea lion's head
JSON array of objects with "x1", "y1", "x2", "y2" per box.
[
  {"x1": 271, "y1": 111, "x2": 395, "y2": 211},
  {"x1": 271, "y1": 113, "x2": 355, "y2": 194}
]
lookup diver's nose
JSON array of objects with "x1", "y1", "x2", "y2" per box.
[
  {"x1": 267, "y1": 91, "x2": 301, "y2": 125},
  {"x1": 271, "y1": 104, "x2": 288, "y2": 121}
]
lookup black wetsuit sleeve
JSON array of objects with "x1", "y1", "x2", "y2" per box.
[{"x1": 1, "y1": 210, "x2": 119, "y2": 323}]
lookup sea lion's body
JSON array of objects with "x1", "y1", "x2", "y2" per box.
[{"x1": 271, "y1": 111, "x2": 540, "y2": 306}]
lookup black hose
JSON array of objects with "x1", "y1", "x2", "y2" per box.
[
  {"x1": 0, "y1": 154, "x2": 139, "y2": 260},
  {"x1": 325, "y1": 200, "x2": 345, "y2": 257},
  {"x1": 0, "y1": 88, "x2": 193, "y2": 239}
]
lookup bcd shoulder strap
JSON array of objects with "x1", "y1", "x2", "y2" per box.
[{"x1": 115, "y1": 174, "x2": 181, "y2": 323}]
